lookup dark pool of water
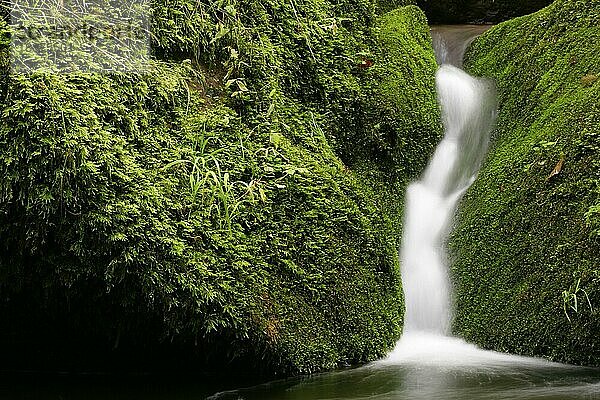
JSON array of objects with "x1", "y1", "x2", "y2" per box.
[
  {"x1": 3, "y1": 360, "x2": 598, "y2": 400},
  {"x1": 210, "y1": 362, "x2": 600, "y2": 400},
  {"x1": 0, "y1": 372, "x2": 241, "y2": 400},
  {"x1": 209, "y1": 334, "x2": 600, "y2": 400}
]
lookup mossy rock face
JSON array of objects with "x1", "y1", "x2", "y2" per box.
[
  {"x1": 0, "y1": 2, "x2": 440, "y2": 376},
  {"x1": 417, "y1": 0, "x2": 552, "y2": 24},
  {"x1": 450, "y1": 0, "x2": 600, "y2": 366}
]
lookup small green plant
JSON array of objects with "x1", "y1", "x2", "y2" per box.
[
  {"x1": 164, "y1": 151, "x2": 265, "y2": 233},
  {"x1": 204, "y1": 158, "x2": 260, "y2": 232},
  {"x1": 562, "y1": 278, "x2": 593, "y2": 322}
]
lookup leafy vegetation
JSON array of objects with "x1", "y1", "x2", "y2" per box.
[
  {"x1": 451, "y1": 0, "x2": 600, "y2": 366},
  {"x1": 562, "y1": 278, "x2": 593, "y2": 323},
  {"x1": 0, "y1": 0, "x2": 440, "y2": 375}
]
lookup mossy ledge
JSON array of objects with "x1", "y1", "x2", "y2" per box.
[
  {"x1": 451, "y1": 0, "x2": 600, "y2": 366},
  {"x1": 0, "y1": 2, "x2": 441, "y2": 376}
]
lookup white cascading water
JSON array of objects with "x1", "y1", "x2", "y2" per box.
[
  {"x1": 382, "y1": 26, "x2": 513, "y2": 365},
  {"x1": 400, "y1": 28, "x2": 497, "y2": 336}
]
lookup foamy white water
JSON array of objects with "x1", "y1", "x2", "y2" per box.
[{"x1": 382, "y1": 333, "x2": 558, "y2": 369}]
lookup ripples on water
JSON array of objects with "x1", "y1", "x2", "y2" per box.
[{"x1": 209, "y1": 337, "x2": 600, "y2": 400}]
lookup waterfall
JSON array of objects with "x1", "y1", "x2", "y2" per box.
[
  {"x1": 381, "y1": 28, "x2": 568, "y2": 368},
  {"x1": 393, "y1": 27, "x2": 497, "y2": 341}
]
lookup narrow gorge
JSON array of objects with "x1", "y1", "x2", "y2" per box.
[{"x1": 0, "y1": 0, "x2": 599, "y2": 399}]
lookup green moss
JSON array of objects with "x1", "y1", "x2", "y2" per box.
[
  {"x1": 376, "y1": 0, "x2": 416, "y2": 14},
  {"x1": 451, "y1": 0, "x2": 600, "y2": 366},
  {"x1": 0, "y1": 3, "x2": 440, "y2": 375},
  {"x1": 360, "y1": 6, "x2": 441, "y2": 177}
]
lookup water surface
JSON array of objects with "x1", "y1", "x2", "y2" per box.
[{"x1": 210, "y1": 332, "x2": 600, "y2": 399}]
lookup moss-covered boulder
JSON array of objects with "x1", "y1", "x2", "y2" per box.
[
  {"x1": 0, "y1": 2, "x2": 441, "y2": 375},
  {"x1": 450, "y1": 0, "x2": 600, "y2": 366},
  {"x1": 417, "y1": 0, "x2": 552, "y2": 24}
]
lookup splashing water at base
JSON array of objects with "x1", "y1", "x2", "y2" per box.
[{"x1": 382, "y1": 333, "x2": 554, "y2": 369}]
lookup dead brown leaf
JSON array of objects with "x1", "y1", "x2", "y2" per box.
[{"x1": 546, "y1": 155, "x2": 565, "y2": 181}]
